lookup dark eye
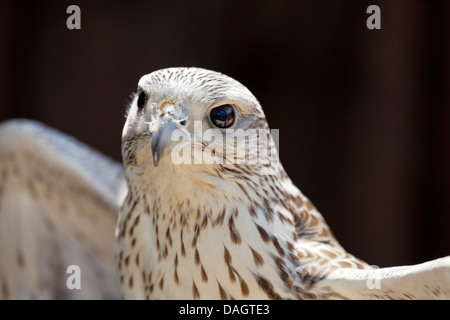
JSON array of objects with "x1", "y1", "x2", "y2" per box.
[
  {"x1": 137, "y1": 92, "x2": 148, "y2": 110},
  {"x1": 209, "y1": 104, "x2": 235, "y2": 128}
]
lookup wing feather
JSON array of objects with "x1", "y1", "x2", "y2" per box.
[
  {"x1": 0, "y1": 119, "x2": 125, "y2": 299},
  {"x1": 312, "y1": 256, "x2": 450, "y2": 299}
]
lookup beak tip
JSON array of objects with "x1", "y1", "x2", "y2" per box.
[{"x1": 150, "y1": 120, "x2": 178, "y2": 168}]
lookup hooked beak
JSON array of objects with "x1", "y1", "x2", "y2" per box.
[{"x1": 151, "y1": 120, "x2": 178, "y2": 167}]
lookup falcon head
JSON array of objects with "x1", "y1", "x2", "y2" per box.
[{"x1": 122, "y1": 67, "x2": 279, "y2": 179}]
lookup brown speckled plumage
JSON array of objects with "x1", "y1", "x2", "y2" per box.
[
  {"x1": 116, "y1": 67, "x2": 450, "y2": 300},
  {"x1": 0, "y1": 69, "x2": 447, "y2": 300}
]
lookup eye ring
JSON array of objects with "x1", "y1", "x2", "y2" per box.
[
  {"x1": 209, "y1": 104, "x2": 236, "y2": 129},
  {"x1": 137, "y1": 92, "x2": 148, "y2": 110}
]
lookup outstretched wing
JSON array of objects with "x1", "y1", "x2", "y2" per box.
[
  {"x1": 311, "y1": 256, "x2": 450, "y2": 299},
  {"x1": 0, "y1": 119, "x2": 126, "y2": 299}
]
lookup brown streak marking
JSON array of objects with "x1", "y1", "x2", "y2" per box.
[
  {"x1": 239, "y1": 277, "x2": 250, "y2": 297},
  {"x1": 217, "y1": 282, "x2": 228, "y2": 300},
  {"x1": 224, "y1": 246, "x2": 232, "y2": 265},
  {"x1": 292, "y1": 196, "x2": 304, "y2": 208},
  {"x1": 271, "y1": 236, "x2": 285, "y2": 257},
  {"x1": 1, "y1": 280, "x2": 9, "y2": 299},
  {"x1": 256, "y1": 224, "x2": 270, "y2": 243},
  {"x1": 228, "y1": 215, "x2": 241, "y2": 244},
  {"x1": 179, "y1": 240, "x2": 186, "y2": 256},
  {"x1": 192, "y1": 281, "x2": 200, "y2": 299},
  {"x1": 339, "y1": 261, "x2": 353, "y2": 268},
  {"x1": 156, "y1": 237, "x2": 160, "y2": 251},
  {"x1": 159, "y1": 277, "x2": 164, "y2": 290},
  {"x1": 195, "y1": 249, "x2": 201, "y2": 265},
  {"x1": 305, "y1": 199, "x2": 316, "y2": 211},
  {"x1": 17, "y1": 251, "x2": 24, "y2": 268},
  {"x1": 165, "y1": 227, "x2": 172, "y2": 247},
  {"x1": 191, "y1": 224, "x2": 200, "y2": 248},
  {"x1": 249, "y1": 206, "x2": 257, "y2": 217},
  {"x1": 201, "y1": 265, "x2": 208, "y2": 282},
  {"x1": 250, "y1": 247, "x2": 264, "y2": 267},
  {"x1": 255, "y1": 275, "x2": 282, "y2": 300},
  {"x1": 228, "y1": 267, "x2": 236, "y2": 283},
  {"x1": 174, "y1": 269, "x2": 179, "y2": 284},
  {"x1": 129, "y1": 275, "x2": 133, "y2": 289},
  {"x1": 289, "y1": 253, "x2": 301, "y2": 266},
  {"x1": 263, "y1": 198, "x2": 274, "y2": 222},
  {"x1": 201, "y1": 214, "x2": 208, "y2": 230},
  {"x1": 214, "y1": 208, "x2": 226, "y2": 227}
]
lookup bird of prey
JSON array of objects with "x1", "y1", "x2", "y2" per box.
[{"x1": 0, "y1": 67, "x2": 449, "y2": 300}]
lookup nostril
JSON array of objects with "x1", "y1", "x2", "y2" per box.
[{"x1": 179, "y1": 119, "x2": 187, "y2": 127}]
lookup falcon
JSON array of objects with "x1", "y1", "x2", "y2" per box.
[{"x1": 0, "y1": 67, "x2": 449, "y2": 299}]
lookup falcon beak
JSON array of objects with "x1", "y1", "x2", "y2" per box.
[{"x1": 151, "y1": 120, "x2": 178, "y2": 167}]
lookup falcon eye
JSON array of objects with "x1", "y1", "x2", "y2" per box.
[
  {"x1": 137, "y1": 92, "x2": 148, "y2": 110},
  {"x1": 209, "y1": 105, "x2": 236, "y2": 129}
]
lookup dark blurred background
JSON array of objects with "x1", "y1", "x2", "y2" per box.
[{"x1": 0, "y1": 0, "x2": 449, "y2": 267}]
